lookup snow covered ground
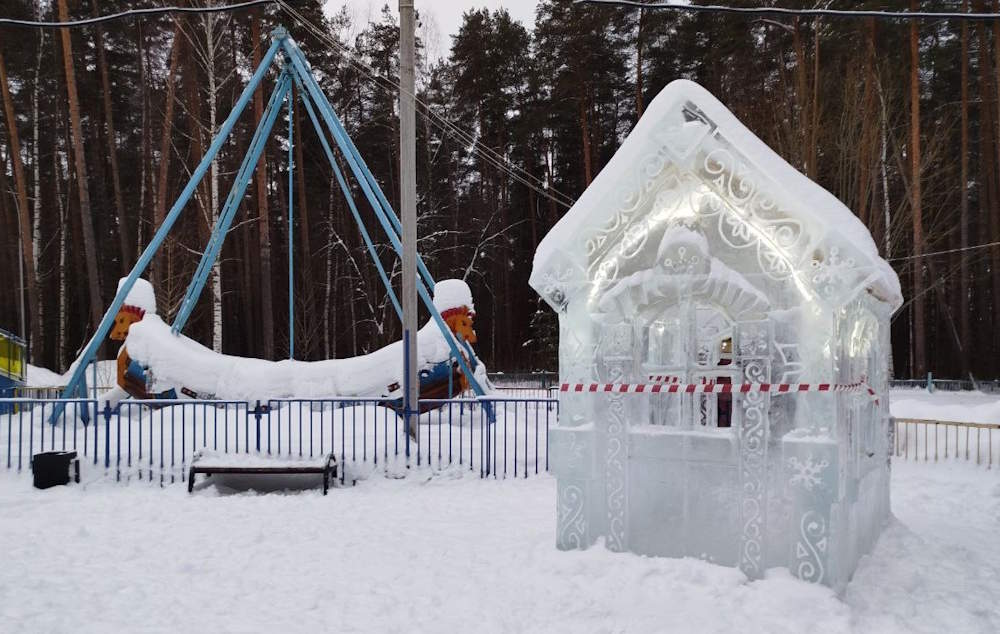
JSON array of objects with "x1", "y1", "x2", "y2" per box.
[
  {"x1": 891, "y1": 387, "x2": 1000, "y2": 423},
  {"x1": 1, "y1": 388, "x2": 998, "y2": 632},
  {"x1": 0, "y1": 459, "x2": 997, "y2": 632}
]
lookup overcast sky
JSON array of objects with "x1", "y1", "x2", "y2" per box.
[{"x1": 324, "y1": 1, "x2": 541, "y2": 60}]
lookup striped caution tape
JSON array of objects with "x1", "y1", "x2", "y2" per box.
[{"x1": 559, "y1": 378, "x2": 877, "y2": 401}]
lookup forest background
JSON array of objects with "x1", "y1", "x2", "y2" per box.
[{"x1": 0, "y1": 0, "x2": 990, "y2": 380}]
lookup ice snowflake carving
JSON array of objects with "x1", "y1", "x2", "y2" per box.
[
  {"x1": 810, "y1": 247, "x2": 857, "y2": 303},
  {"x1": 787, "y1": 455, "x2": 830, "y2": 491}
]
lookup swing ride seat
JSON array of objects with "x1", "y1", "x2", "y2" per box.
[{"x1": 384, "y1": 359, "x2": 465, "y2": 415}]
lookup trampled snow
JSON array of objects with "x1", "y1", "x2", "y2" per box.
[{"x1": 0, "y1": 456, "x2": 997, "y2": 632}]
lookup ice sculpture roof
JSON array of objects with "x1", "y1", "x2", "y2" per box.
[{"x1": 530, "y1": 79, "x2": 902, "y2": 313}]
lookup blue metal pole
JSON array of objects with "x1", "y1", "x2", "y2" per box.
[
  {"x1": 403, "y1": 330, "x2": 411, "y2": 461},
  {"x1": 281, "y1": 40, "x2": 488, "y2": 401},
  {"x1": 173, "y1": 72, "x2": 292, "y2": 333},
  {"x1": 287, "y1": 86, "x2": 295, "y2": 361},
  {"x1": 51, "y1": 36, "x2": 284, "y2": 422},
  {"x1": 290, "y1": 74, "x2": 402, "y2": 319}
]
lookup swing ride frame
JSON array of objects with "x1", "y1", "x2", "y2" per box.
[{"x1": 52, "y1": 28, "x2": 489, "y2": 428}]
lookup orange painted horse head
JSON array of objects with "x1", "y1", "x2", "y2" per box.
[
  {"x1": 442, "y1": 306, "x2": 477, "y2": 344},
  {"x1": 110, "y1": 305, "x2": 145, "y2": 341}
]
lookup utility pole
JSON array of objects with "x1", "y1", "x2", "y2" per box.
[{"x1": 399, "y1": 0, "x2": 419, "y2": 452}]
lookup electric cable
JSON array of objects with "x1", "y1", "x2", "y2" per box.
[
  {"x1": 0, "y1": 1, "x2": 279, "y2": 29},
  {"x1": 277, "y1": 0, "x2": 578, "y2": 210},
  {"x1": 575, "y1": 0, "x2": 1000, "y2": 22}
]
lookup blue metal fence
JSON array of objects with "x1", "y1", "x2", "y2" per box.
[{"x1": 0, "y1": 396, "x2": 555, "y2": 485}]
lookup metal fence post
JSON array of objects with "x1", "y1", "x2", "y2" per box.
[
  {"x1": 254, "y1": 400, "x2": 262, "y2": 453},
  {"x1": 93, "y1": 401, "x2": 99, "y2": 465},
  {"x1": 103, "y1": 401, "x2": 113, "y2": 470}
]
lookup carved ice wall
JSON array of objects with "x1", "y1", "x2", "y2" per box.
[{"x1": 537, "y1": 81, "x2": 898, "y2": 593}]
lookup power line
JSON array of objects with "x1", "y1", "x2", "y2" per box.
[
  {"x1": 575, "y1": 0, "x2": 1000, "y2": 21},
  {"x1": 0, "y1": 0, "x2": 278, "y2": 29},
  {"x1": 279, "y1": 1, "x2": 577, "y2": 209},
  {"x1": 889, "y1": 240, "x2": 1000, "y2": 263}
]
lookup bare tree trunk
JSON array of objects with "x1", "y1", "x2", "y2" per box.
[
  {"x1": 55, "y1": 148, "x2": 68, "y2": 371},
  {"x1": 873, "y1": 72, "x2": 892, "y2": 260},
  {"x1": 0, "y1": 47, "x2": 43, "y2": 364},
  {"x1": 857, "y1": 19, "x2": 876, "y2": 228},
  {"x1": 324, "y1": 180, "x2": 335, "y2": 360},
  {"x1": 293, "y1": 91, "x2": 312, "y2": 357},
  {"x1": 808, "y1": 21, "x2": 820, "y2": 180},
  {"x1": 184, "y1": 28, "x2": 216, "y2": 342},
  {"x1": 961, "y1": 0, "x2": 972, "y2": 378},
  {"x1": 154, "y1": 23, "x2": 183, "y2": 295},
  {"x1": 203, "y1": 11, "x2": 224, "y2": 353},
  {"x1": 909, "y1": 0, "x2": 926, "y2": 378},
  {"x1": 252, "y1": 10, "x2": 275, "y2": 360},
  {"x1": 635, "y1": 6, "x2": 645, "y2": 118},
  {"x1": 579, "y1": 89, "x2": 593, "y2": 186},
  {"x1": 991, "y1": 0, "x2": 1000, "y2": 360},
  {"x1": 31, "y1": 28, "x2": 44, "y2": 354},
  {"x1": 792, "y1": 18, "x2": 810, "y2": 175},
  {"x1": 137, "y1": 20, "x2": 152, "y2": 254},
  {"x1": 57, "y1": 0, "x2": 104, "y2": 335},
  {"x1": 349, "y1": 275, "x2": 357, "y2": 357},
  {"x1": 91, "y1": 0, "x2": 132, "y2": 270}
]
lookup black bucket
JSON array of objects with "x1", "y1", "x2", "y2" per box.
[{"x1": 32, "y1": 451, "x2": 80, "y2": 490}]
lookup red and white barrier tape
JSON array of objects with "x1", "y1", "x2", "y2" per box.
[
  {"x1": 560, "y1": 380, "x2": 877, "y2": 400},
  {"x1": 647, "y1": 375, "x2": 681, "y2": 383}
]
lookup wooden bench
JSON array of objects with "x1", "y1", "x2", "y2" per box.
[{"x1": 188, "y1": 451, "x2": 338, "y2": 495}]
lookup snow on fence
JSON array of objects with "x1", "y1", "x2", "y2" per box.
[
  {"x1": 894, "y1": 418, "x2": 999, "y2": 468},
  {"x1": 0, "y1": 396, "x2": 555, "y2": 485},
  {"x1": 890, "y1": 379, "x2": 1000, "y2": 393}
]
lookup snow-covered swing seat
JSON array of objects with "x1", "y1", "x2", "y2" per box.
[
  {"x1": 530, "y1": 79, "x2": 902, "y2": 592},
  {"x1": 53, "y1": 28, "x2": 491, "y2": 425}
]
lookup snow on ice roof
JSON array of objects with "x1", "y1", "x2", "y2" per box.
[{"x1": 530, "y1": 79, "x2": 902, "y2": 313}]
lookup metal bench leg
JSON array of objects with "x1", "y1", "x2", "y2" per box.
[{"x1": 188, "y1": 468, "x2": 196, "y2": 493}]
